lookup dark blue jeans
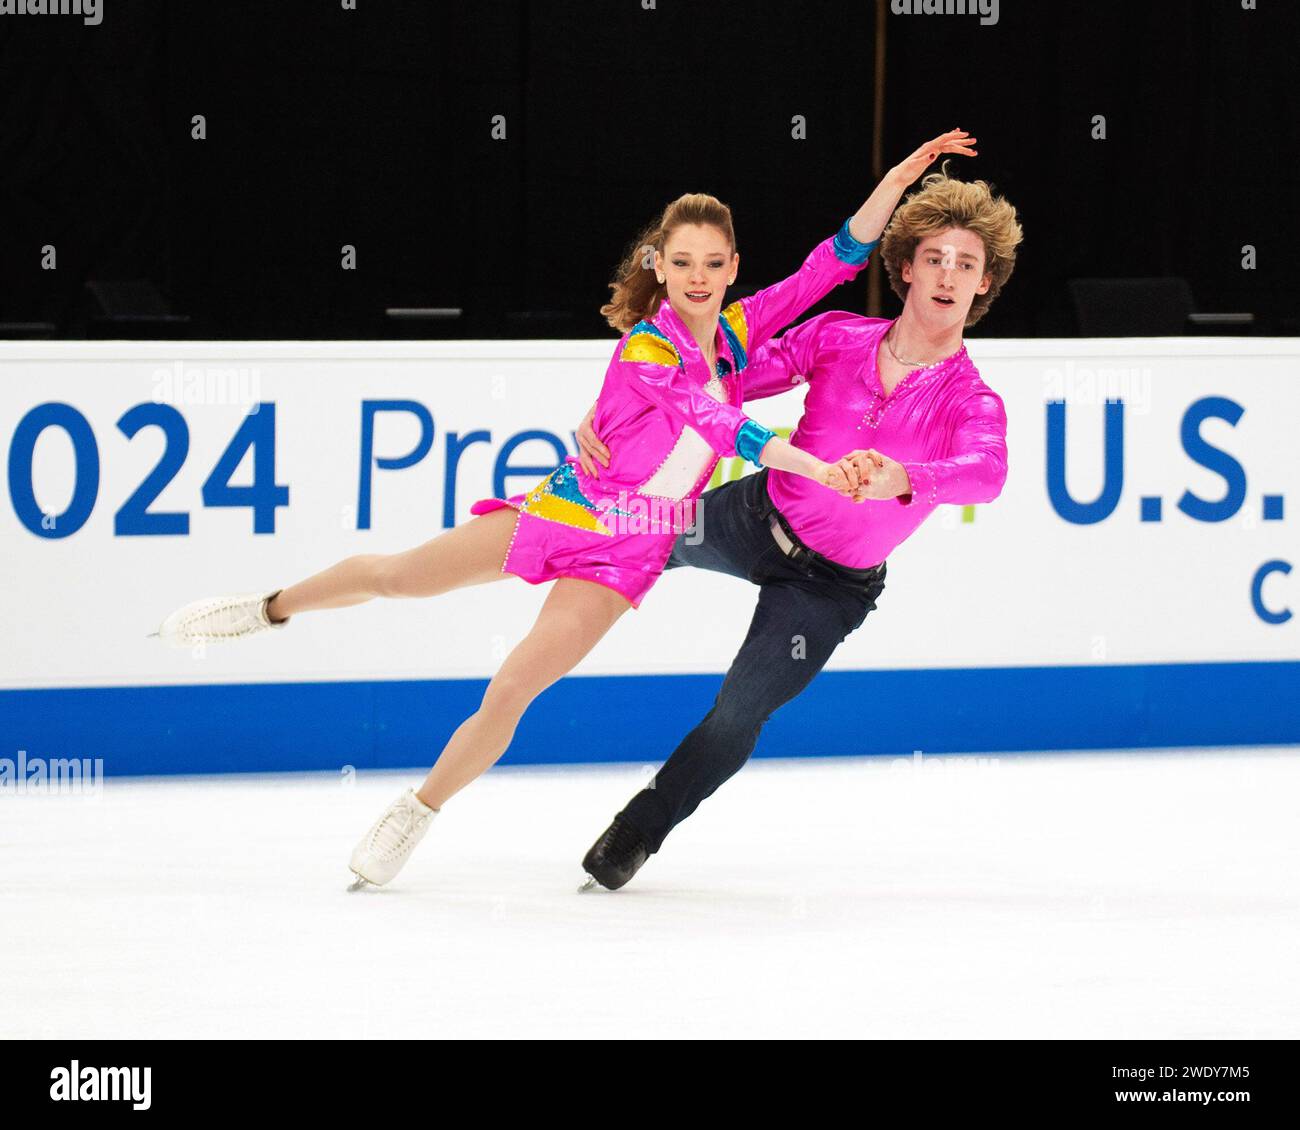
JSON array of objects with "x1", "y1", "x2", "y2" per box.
[{"x1": 619, "y1": 469, "x2": 887, "y2": 852}]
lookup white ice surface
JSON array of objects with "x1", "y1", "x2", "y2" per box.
[{"x1": 3, "y1": 749, "x2": 1299, "y2": 1039}]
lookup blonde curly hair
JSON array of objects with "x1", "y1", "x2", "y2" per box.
[{"x1": 880, "y1": 161, "x2": 1023, "y2": 326}]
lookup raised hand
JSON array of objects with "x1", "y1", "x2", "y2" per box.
[
  {"x1": 892, "y1": 128, "x2": 978, "y2": 185},
  {"x1": 848, "y1": 129, "x2": 979, "y2": 246}
]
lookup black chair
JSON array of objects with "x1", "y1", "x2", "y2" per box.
[
  {"x1": 1068, "y1": 277, "x2": 1255, "y2": 336},
  {"x1": 83, "y1": 279, "x2": 191, "y2": 339},
  {"x1": 0, "y1": 322, "x2": 57, "y2": 339}
]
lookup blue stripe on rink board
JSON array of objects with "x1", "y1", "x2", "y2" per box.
[{"x1": 1, "y1": 661, "x2": 1297, "y2": 778}]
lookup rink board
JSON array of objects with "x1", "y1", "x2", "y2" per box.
[
  {"x1": 1, "y1": 337, "x2": 1297, "y2": 775},
  {"x1": 1, "y1": 662, "x2": 1297, "y2": 777}
]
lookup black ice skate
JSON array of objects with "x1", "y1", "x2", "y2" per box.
[{"x1": 578, "y1": 815, "x2": 649, "y2": 892}]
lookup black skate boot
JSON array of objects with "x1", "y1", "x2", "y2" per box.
[{"x1": 579, "y1": 815, "x2": 649, "y2": 892}]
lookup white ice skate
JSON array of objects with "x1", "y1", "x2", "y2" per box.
[
  {"x1": 347, "y1": 788, "x2": 439, "y2": 891},
  {"x1": 149, "y1": 590, "x2": 288, "y2": 647}
]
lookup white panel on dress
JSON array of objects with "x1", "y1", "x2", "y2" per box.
[{"x1": 637, "y1": 375, "x2": 729, "y2": 499}]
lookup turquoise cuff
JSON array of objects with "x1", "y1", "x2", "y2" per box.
[
  {"x1": 833, "y1": 218, "x2": 880, "y2": 265},
  {"x1": 735, "y1": 419, "x2": 776, "y2": 467}
]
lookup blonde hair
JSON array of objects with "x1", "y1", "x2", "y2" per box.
[
  {"x1": 601, "y1": 193, "x2": 736, "y2": 333},
  {"x1": 880, "y1": 162, "x2": 1023, "y2": 326}
]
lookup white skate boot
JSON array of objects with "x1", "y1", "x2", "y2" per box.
[
  {"x1": 347, "y1": 788, "x2": 439, "y2": 891},
  {"x1": 150, "y1": 589, "x2": 289, "y2": 647}
]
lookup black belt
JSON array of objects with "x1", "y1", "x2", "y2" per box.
[{"x1": 755, "y1": 470, "x2": 885, "y2": 584}]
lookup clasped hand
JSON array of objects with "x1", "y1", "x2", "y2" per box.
[{"x1": 821, "y1": 449, "x2": 910, "y2": 503}]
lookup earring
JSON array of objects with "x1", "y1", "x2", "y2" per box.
[{"x1": 656, "y1": 275, "x2": 665, "y2": 284}]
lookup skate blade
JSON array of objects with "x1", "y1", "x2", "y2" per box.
[
  {"x1": 577, "y1": 875, "x2": 598, "y2": 893},
  {"x1": 347, "y1": 873, "x2": 372, "y2": 892}
]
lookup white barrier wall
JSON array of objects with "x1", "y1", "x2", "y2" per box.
[{"x1": 1, "y1": 337, "x2": 1297, "y2": 773}]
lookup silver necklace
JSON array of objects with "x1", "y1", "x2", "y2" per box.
[{"x1": 885, "y1": 323, "x2": 946, "y2": 370}]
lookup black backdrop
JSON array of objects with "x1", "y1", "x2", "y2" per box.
[{"x1": 1, "y1": 0, "x2": 1295, "y2": 339}]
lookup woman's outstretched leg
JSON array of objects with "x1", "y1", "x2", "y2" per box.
[
  {"x1": 415, "y1": 577, "x2": 631, "y2": 809},
  {"x1": 153, "y1": 507, "x2": 521, "y2": 647},
  {"x1": 268, "y1": 507, "x2": 519, "y2": 620},
  {"x1": 347, "y1": 576, "x2": 631, "y2": 888}
]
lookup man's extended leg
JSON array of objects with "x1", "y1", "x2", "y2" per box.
[
  {"x1": 617, "y1": 575, "x2": 877, "y2": 854},
  {"x1": 581, "y1": 469, "x2": 884, "y2": 889}
]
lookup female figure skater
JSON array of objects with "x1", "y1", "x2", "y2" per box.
[{"x1": 152, "y1": 130, "x2": 977, "y2": 890}]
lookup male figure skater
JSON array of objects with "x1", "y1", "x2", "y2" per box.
[{"x1": 576, "y1": 165, "x2": 1024, "y2": 889}]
